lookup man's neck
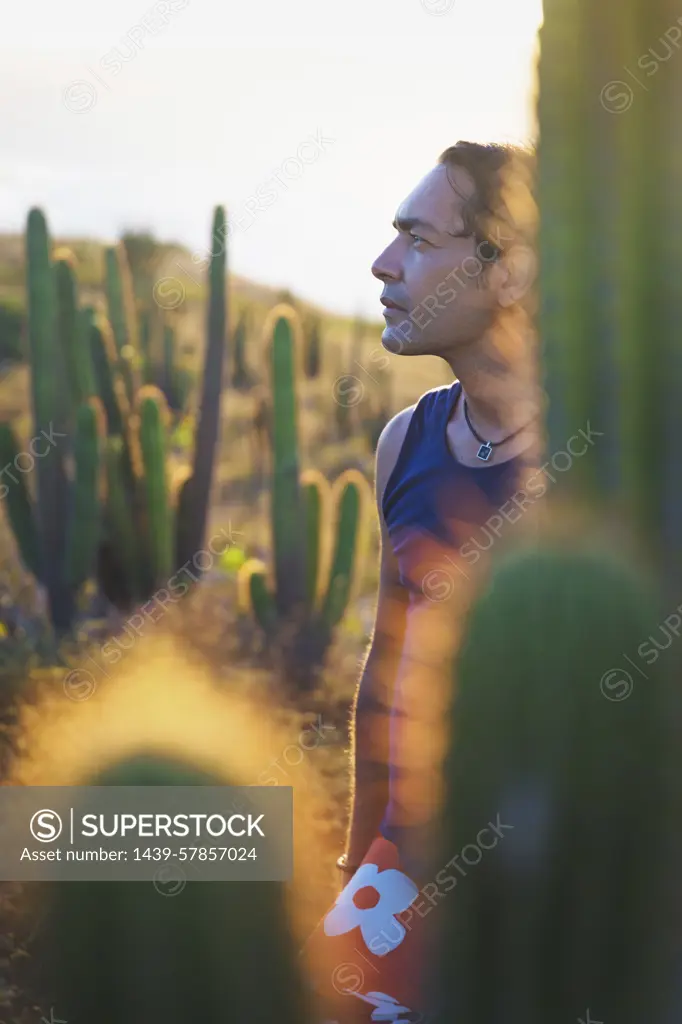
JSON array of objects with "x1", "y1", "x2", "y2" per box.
[{"x1": 442, "y1": 320, "x2": 542, "y2": 442}]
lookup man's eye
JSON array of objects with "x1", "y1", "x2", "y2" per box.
[{"x1": 410, "y1": 233, "x2": 429, "y2": 246}]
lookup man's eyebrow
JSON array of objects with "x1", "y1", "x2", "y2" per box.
[{"x1": 392, "y1": 213, "x2": 463, "y2": 237}]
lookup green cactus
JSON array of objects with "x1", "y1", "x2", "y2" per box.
[
  {"x1": 162, "y1": 323, "x2": 176, "y2": 405},
  {"x1": 101, "y1": 435, "x2": 144, "y2": 604},
  {"x1": 303, "y1": 315, "x2": 321, "y2": 379},
  {"x1": 270, "y1": 311, "x2": 307, "y2": 617},
  {"x1": 137, "y1": 388, "x2": 173, "y2": 587},
  {"x1": 158, "y1": 323, "x2": 193, "y2": 417},
  {"x1": 65, "y1": 398, "x2": 106, "y2": 590},
  {"x1": 97, "y1": 206, "x2": 228, "y2": 608},
  {"x1": 87, "y1": 309, "x2": 129, "y2": 438},
  {"x1": 432, "y1": 540, "x2": 676, "y2": 1024},
  {"x1": 232, "y1": 307, "x2": 252, "y2": 390},
  {"x1": 138, "y1": 308, "x2": 154, "y2": 384},
  {"x1": 175, "y1": 205, "x2": 228, "y2": 570},
  {"x1": 34, "y1": 751, "x2": 311, "y2": 1024},
  {"x1": 1, "y1": 206, "x2": 229, "y2": 630},
  {"x1": 537, "y1": 0, "x2": 682, "y2": 600},
  {"x1": 0, "y1": 421, "x2": 41, "y2": 579},
  {"x1": 0, "y1": 211, "x2": 107, "y2": 633},
  {"x1": 237, "y1": 306, "x2": 371, "y2": 683},
  {"x1": 104, "y1": 243, "x2": 141, "y2": 405},
  {"x1": 54, "y1": 251, "x2": 96, "y2": 410}
]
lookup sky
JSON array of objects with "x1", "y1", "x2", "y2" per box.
[{"x1": 0, "y1": 0, "x2": 544, "y2": 318}]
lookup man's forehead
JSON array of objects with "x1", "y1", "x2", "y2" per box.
[{"x1": 395, "y1": 163, "x2": 475, "y2": 235}]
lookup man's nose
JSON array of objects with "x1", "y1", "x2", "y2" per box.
[{"x1": 371, "y1": 239, "x2": 402, "y2": 282}]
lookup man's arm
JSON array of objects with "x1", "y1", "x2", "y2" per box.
[{"x1": 342, "y1": 407, "x2": 414, "y2": 869}]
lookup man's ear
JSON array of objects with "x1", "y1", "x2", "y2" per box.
[{"x1": 496, "y1": 244, "x2": 537, "y2": 307}]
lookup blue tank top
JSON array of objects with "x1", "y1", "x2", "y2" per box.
[{"x1": 378, "y1": 380, "x2": 533, "y2": 882}]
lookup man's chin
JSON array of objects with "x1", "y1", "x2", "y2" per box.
[{"x1": 381, "y1": 323, "x2": 425, "y2": 355}]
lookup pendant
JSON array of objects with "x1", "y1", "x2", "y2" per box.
[{"x1": 477, "y1": 442, "x2": 493, "y2": 461}]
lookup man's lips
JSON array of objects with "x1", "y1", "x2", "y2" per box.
[{"x1": 380, "y1": 298, "x2": 407, "y2": 311}]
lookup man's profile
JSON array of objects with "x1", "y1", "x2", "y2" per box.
[{"x1": 339, "y1": 140, "x2": 543, "y2": 887}]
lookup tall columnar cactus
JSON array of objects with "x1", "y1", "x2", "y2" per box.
[
  {"x1": 0, "y1": 212, "x2": 105, "y2": 633},
  {"x1": 1, "y1": 206, "x2": 229, "y2": 628},
  {"x1": 137, "y1": 387, "x2": 174, "y2": 586},
  {"x1": 104, "y1": 243, "x2": 141, "y2": 405},
  {"x1": 303, "y1": 315, "x2": 322, "y2": 379},
  {"x1": 175, "y1": 206, "x2": 227, "y2": 570},
  {"x1": 161, "y1": 322, "x2": 191, "y2": 415},
  {"x1": 237, "y1": 306, "x2": 372, "y2": 683},
  {"x1": 54, "y1": 250, "x2": 96, "y2": 412},
  {"x1": 431, "y1": 539, "x2": 676, "y2": 1024},
  {"x1": 232, "y1": 307, "x2": 253, "y2": 390},
  {"x1": 538, "y1": 0, "x2": 682, "y2": 601},
  {"x1": 33, "y1": 751, "x2": 311, "y2": 1024},
  {"x1": 97, "y1": 207, "x2": 228, "y2": 606}
]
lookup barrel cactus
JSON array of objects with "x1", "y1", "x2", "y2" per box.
[
  {"x1": 430, "y1": 540, "x2": 678, "y2": 1024},
  {"x1": 238, "y1": 306, "x2": 372, "y2": 685},
  {"x1": 31, "y1": 751, "x2": 312, "y2": 1024}
]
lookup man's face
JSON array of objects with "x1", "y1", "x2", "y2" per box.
[{"x1": 371, "y1": 163, "x2": 504, "y2": 356}]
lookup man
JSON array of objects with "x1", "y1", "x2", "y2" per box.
[{"x1": 337, "y1": 141, "x2": 543, "y2": 889}]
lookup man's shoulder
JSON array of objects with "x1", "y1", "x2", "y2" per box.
[
  {"x1": 375, "y1": 404, "x2": 417, "y2": 465},
  {"x1": 376, "y1": 384, "x2": 454, "y2": 460}
]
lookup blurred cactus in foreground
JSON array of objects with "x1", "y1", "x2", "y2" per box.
[
  {"x1": 238, "y1": 306, "x2": 372, "y2": 687},
  {"x1": 32, "y1": 751, "x2": 312, "y2": 1024},
  {"x1": 431, "y1": 539, "x2": 679, "y2": 1024},
  {"x1": 537, "y1": 0, "x2": 682, "y2": 601}
]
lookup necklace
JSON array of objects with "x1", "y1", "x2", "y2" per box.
[{"x1": 463, "y1": 397, "x2": 536, "y2": 462}]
